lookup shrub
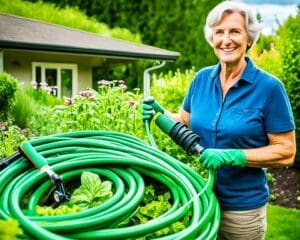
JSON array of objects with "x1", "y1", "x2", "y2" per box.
[
  {"x1": 0, "y1": 72, "x2": 18, "y2": 121},
  {"x1": 10, "y1": 88, "x2": 40, "y2": 129},
  {"x1": 277, "y1": 14, "x2": 300, "y2": 166},
  {"x1": 248, "y1": 43, "x2": 283, "y2": 80},
  {"x1": 25, "y1": 87, "x2": 62, "y2": 106},
  {"x1": 0, "y1": 122, "x2": 27, "y2": 158}
]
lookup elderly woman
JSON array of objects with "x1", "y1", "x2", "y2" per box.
[{"x1": 142, "y1": 1, "x2": 296, "y2": 239}]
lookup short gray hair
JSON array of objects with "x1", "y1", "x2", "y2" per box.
[{"x1": 204, "y1": 1, "x2": 261, "y2": 49}]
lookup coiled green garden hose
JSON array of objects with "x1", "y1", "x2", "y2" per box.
[{"x1": 0, "y1": 130, "x2": 220, "y2": 239}]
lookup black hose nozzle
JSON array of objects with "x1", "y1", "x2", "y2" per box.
[
  {"x1": 169, "y1": 122, "x2": 204, "y2": 155},
  {"x1": 154, "y1": 113, "x2": 204, "y2": 155}
]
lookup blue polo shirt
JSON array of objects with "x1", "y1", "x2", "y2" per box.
[{"x1": 183, "y1": 57, "x2": 295, "y2": 210}]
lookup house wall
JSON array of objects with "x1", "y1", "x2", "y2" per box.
[{"x1": 3, "y1": 49, "x2": 106, "y2": 92}]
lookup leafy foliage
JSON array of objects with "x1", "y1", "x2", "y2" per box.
[
  {"x1": 0, "y1": 122, "x2": 27, "y2": 159},
  {"x1": 10, "y1": 88, "x2": 39, "y2": 129},
  {"x1": 277, "y1": 14, "x2": 300, "y2": 116},
  {"x1": 276, "y1": 13, "x2": 300, "y2": 166},
  {"x1": 0, "y1": 0, "x2": 141, "y2": 43},
  {"x1": 0, "y1": 72, "x2": 18, "y2": 121},
  {"x1": 36, "y1": 171, "x2": 113, "y2": 216},
  {"x1": 129, "y1": 185, "x2": 188, "y2": 238},
  {"x1": 248, "y1": 43, "x2": 283, "y2": 80},
  {"x1": 70, "y1": 171, "x2": 113, "y2": 208},
  {"x1": 28, "y1": 81, "x2": 145, "y2": 139},
  {"x1": 0, "y1": 218, "x2": 23, "y2": 240}
]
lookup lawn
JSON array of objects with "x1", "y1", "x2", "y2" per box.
[{"x1": 267, "y1": 204, "x2": 299, "y2": 240}]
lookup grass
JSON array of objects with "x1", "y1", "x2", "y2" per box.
[{"x1": 267, "y1": 204, "x2": 299, "y2": 240}]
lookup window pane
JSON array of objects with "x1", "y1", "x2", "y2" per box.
[
  {"x1": 45, "y1": 68, "x2": 57, "y2": 86},
  {"x1": 45, "y1": 68, "x2": 58, "y2": 96},
  {"x1": 35, "y1": 66, "x2": 41, "y2": 85},
  {"x1": 61, "y1": 69, "x2": 72, "y2": 97}
]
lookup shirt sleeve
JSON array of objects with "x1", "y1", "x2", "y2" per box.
[{"x1": 264, "y1": 82, "x2": 296, "y2": 133}]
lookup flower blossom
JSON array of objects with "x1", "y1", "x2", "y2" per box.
[
  {"x1": 97, "y1": 80, "x2": 111, "y2": 87},
  {"x1": 65, "y1": 97, "x2": 73, "y2": 105},
  {"x1": 127, "y1": 100, "x2": 136, "y2": 107},
  {"x1": 79, "y1": 90, "x2": 93, "y2": 98}
]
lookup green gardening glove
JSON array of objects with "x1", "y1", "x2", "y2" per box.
[
  {"x1": 199, "y1": 149, "x2": 247, "y2": 170},
  {"x1": 142, "y1": 97, "x2": 165, "y2": 122}
]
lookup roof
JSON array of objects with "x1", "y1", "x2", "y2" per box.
[{"x1": 0, "y1": 13, "x2": 180, "y2": 61}]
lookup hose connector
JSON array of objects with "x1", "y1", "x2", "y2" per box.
[
  {"x1": 154, "y1": 113, "x2": 204, "y2": 155},
  {"x1": 169, "y1": 122, "x2": 204, "y2": 155},
  {"x1": 20, "y1": 141, "x2": 70, "y2": 204}
]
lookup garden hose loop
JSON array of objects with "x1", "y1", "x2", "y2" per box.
[{"x1": 0, "y1": 130, "x2": 220, "y2": 239}]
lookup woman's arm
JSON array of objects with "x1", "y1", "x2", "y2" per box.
[
  {"x1": 245, "y1": 131, "x2": 296, "y2": 168},
  {"x1": 165, "y1": 107, "x2": 190, "y2": 126}
]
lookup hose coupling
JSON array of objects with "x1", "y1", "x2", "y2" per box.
[
  {"x1": 51, "y1": 173, "x2": 71, "y2": 204},
  {"x1": 169, "y1": 122, "x2": 204, "y2": 155},
  {"x1": 40, "y1": 165, "x2": 70, "y2": 204}
]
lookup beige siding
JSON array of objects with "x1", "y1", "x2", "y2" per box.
[{"x1": 3, "y1": 49, "x2": 106, "y2": 92}]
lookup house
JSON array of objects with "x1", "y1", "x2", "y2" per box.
[{"x1": 0, "y1": 13, "x2": 179, "y2": 97}]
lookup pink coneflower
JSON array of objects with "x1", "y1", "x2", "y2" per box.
[
  {"x1": 118, "y1": 80, "x2": 125, "y2": 85},
  {"x1": 79, "y1": 90, "x2": 93, "y2": 97},
  {"x1": 128, "y1": 100, "x2": 136, "y2": 107},
  {"x1": 119, "y1": 84, "x2": 128, "y2": 91},
  {"x1": 97, "y1": 80, "x2": 111, "y2": 87},
  {"x1": 65, "y1": 97, "x2": 73, "y2": 105}
]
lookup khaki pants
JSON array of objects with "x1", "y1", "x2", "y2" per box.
[{"x1": 218, "y1": 205, "x2": 267, "y2": 240}]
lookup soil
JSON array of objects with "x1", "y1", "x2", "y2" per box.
[{"x1": 268, "y1": 166, "x2": 300, "y2": 209}]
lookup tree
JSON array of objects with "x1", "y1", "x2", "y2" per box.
[
  {"x1": 29, "y1": 0, "x2": 220, "y2": 71},
  {"x1": 277, "y1": 13, "x2": 300, "y2": 167}
]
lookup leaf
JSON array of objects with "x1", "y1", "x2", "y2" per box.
[
  {"x1": 98, "y1": 181, "x2": 112, "y2": 197},
  {"x1": 69, "y1": 171, "x2": 113, "y2": 208},
  {"x1": 81, "y1": 171, "x2": 102, "y2": 189}
]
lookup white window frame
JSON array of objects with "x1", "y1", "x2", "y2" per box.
[{"x1": 32, "y1": 62, "x2": 78, "y2": 97}]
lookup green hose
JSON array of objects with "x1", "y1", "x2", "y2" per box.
[{"x1": 0, "y1": 130, "x2": 220, "y2": 239}]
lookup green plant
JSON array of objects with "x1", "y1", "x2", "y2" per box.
[
  {"x1": 151, "y1": 68, "x2": 196, "y2": 112},
  {"x1": 276, "y1": 14, "x2": 300, "y2": 167},
  {"x1": 10, "y1": 88, "x2": 40, "y2": 129},
  {"x1": 0, "y1": 72, "x2": 18, "y2": 121},
  {"x1": 128, "y1": 184, "x2": 189, "y2": 238},
  {"x1": 0, "y1": 218, "x2": 23, "y2": 240},
  {"x1": 36, "y1": 171, "x2": 113, "y2": 216},
  {"x1": 0, "y1": 122, "x2": 27, "y2": 159},
  {"x1": 266, "y1": 172, "x2": 276, "y2": 185},
  {"x1": 248, "y1": 43, "x2": 283, "y2": 80},
  {"x1": 70, "y1": 171, "x2": 113, "y2": 208},
  {"x1": 29, "y1": 80, "x2": 145, "y2": 139},
  {"x1": 269, "y1": 193, "x2": 279, "y2": 201},
  {"x1": 25, "y1": 87, "x2": 62, "y2": 106}
]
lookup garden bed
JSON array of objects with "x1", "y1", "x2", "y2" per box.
[{"x1": 268, "y1": 167, "x2": 300, "y2": 209}]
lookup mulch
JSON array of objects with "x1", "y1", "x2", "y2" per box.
[{"x1": 268, "y1": 166, "x2": 300, "y2": 209}]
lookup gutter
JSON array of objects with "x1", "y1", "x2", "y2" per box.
[{"x1": 0, "y1": 41, "x2": 180, "y2": 61}]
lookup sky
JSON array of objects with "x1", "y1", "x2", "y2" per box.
[{"x1": 233, "y1": 0, "x2": 299, "y2": 35}]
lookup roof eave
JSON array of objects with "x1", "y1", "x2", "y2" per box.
[{"x1": 0, "y1": 41, "x2": 180, "y2": 61}]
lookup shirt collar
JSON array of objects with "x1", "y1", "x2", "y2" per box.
[{"x1": 208, "y1": 57, "x2": 257, "y2": 84}]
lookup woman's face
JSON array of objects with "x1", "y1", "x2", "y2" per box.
[{"x1": 212, "y1": 11, "x2": 250, "y2": 65}]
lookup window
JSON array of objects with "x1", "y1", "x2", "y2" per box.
[{"x1": 32, "y1": 62, "x2": 78, "y2": 97}]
